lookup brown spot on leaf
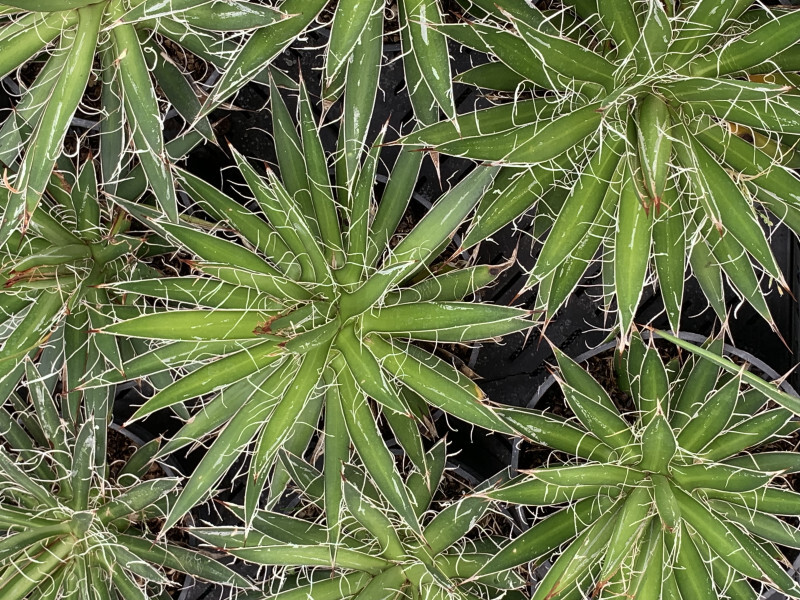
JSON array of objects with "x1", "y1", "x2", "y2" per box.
[{"x1": 253, "y1": 314, "x2": 280, "y2": 335}]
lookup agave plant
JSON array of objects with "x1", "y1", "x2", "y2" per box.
[
  {"x1": 0, "y1": 154, "x2": 182, "y2": 416},
  {"x1": 89, "y1": 77, "x2": 534, "y2": 538},
  {"x1": 470, "y1": 332, "x2": 800, "y2": 599},
  {"x1": 399, "y1": 1, "x2": 800, "y2": 343},
  {"x1": 0, "y1": 0, "x2": 327, "y2": 245},
  {"x1": 0, "y1": 358, "x2": 251, "y2": 600},
  {"x1": 191, "y1": 442, "x2": 525, "y2": 600}
]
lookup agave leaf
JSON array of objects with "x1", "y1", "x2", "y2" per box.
[
  {"x1": 325, "y1": 0, "x2": 381, "y2": 85},
  {"x1": 320, "y1": 367, "x2": 351, "y2": 548},
  {"x1": 383, "y1": 166, "x2": 498, "y2": 271},
  {"x1": 477, "y1": 496, "x2": 612, "y2": 576},
  {"x1": 200, "y1": 0, "x2": 328, "y2": 116},
  {"x1": 100, "y1": 310, "x2": 283, "y2": 342},
  {"x1": 600, "y1": 487, "x2": 653, "y2": 583},
  {"x1": 667, "y1": 0, "x2": 753, "y2": 69},
  {"x1": 118, "y1": 533, "x2": 252, "y2": 588},
  {"x1": 102, "y1": 277, "x2": 283, "y2": 311},
  {"x1": 111, "y1": 18, "x2": 179, "y2": 222},
  {"x1": 530, "y1": 505, "x2": 621, "y2": 600},
  {"x1": 366, "y1": 335, "x2": 513, "y2": 435},
  {"x1": 400, "y1": 99, "x2": 557, "y2": 147},
  {"x1": 2, "y1": 537, "x2": 72, "y2": 600},
  {"x1": 340, "y1": 127, "x2": 384, "y2": 282},
  {"x1": 361, "y1": 302, "x2": 534, "y2": 342},
  {"x1": 333, "y1": 353, "x2": 421, "y2": 535},
  {"x1": 161, "y1": 359, "x2": 296, "y2": 531},
  {"x1": 397, "y1": 0, "x2": 437, "y2": 124},
  {"x1": 343, "y1": 481, "x2": 406, "y2": 561},
  {"x1": 656, "y1": 331, "x2": 800, "y2": 415},
  {"x1": 691, "y1": 118, "x2": 800, "y2": 234},
  {"x1": 126, "y1": 0, "x2": 284, "y2": 30},
  {"x1": 724, "y1": 452, "x2": 800, "y2": 475},
  {"x1": 497, "y1": 406, "x2": 615, "y2": 462},
  {"x1": 127, "y1": 340, "x2": 283, "y2": 422},
  {"x1": 0, "y1": 5, "x2": 102, "y2": 246},
  {"x1": 335, "y1": 325, "x2": 410, "y2": 416},
  {"x1": 365, "y1": 151, "x2": 421, "y2": 267},
  {"x1": 244, "y1": 343, "x2": 329, "y2": 523},
  {"x1": 671, "y1": 524, "x2": 717, "y2": 600},
  {"x1": 673, "y1": 486, "x2": 763, "y2": 580},
  {"x1": 454, "y1": 61, "x2": 530, "y2": 92},
  {"x1": 678, "y1": 124, "x2": 783, "y2": 283},
  {"x1": 652, "y1": 183, "x2": 686, "y2": 333},
  {"x1": 297, "y1": 83, "x2": 343, "y2": 266},
  {"x1": 670, "y1": 337, "x2": 724, "y2": 429},
  {"x1": 672, "y1": 463, "x2": 775, "y2": 493},
  {"x1": 439, "y1": 22, "x2": 580, "y2": 92},
  {"x1": 420, "y1": 103, "x2": 603, "y2": 165},
  {"x1": 510, "y1": 11, "x2": 616, "y2": 90},
  {"x1": 195, "y1": 536, "x2": 390, "y2": 573},
  {"x1": 0, "y1": 37, "x2": 68, "y2": 165},
  {"x1": 527, "y1": 133, "x2": 624, "y2": 285},
  {"x1": 552, "y1": 347, "x2": 636, "y2": 452},
  {"x1": 675, "y1": 374, "x2": 741, "y2": 452},
  {"x1": 423, "y1": 494, "x2": 491, "y2": 556},
  {"x1": 708, "y1": 500, "x2": 800, "y2": 550},
  {"x1": 337, "y1": 3, "x2": 382, "y2": 190},
  {"x1": 614, "y1": 159, "x2": 652, "y2": 345},
  {"x1": 157, "y1": 367, "x2": 278, "y2": 458},
  {"x1": 175, "y1": 166, "x2": 294, "y2": 272},
  {"x1": 689, "y1": 10, "x2": 800, "y2": 76},
  {"x1": 402, "y1": 0, "x2": 455, "y2": 120},
  {"x1": 0, "y1": 12, "x2": 67, "y2": 79}
]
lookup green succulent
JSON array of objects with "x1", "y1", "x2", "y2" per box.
[
  {"x1": 0, "y1": 156, "x2": 177, "y2": 413},
  {"x1": 320, "y1": 0, "x2": 443, "y2": 198},
  {"x1": 0, "y1": 0, "x2": 327, "y2": 245},
  {"x1": 472, "y1": 332, "x2": 800, "y2": 599},
  {"x1": 191, "y1": 443, "x2": 525, "y2": 600},
  {"x1": 400, "y1": 1, "x2": 800, "y2": 343},
  {"x1": 88, "y1": 78, "x2": 534, "y2": 538},
  {"x1": 0, "y1": 359, "x2": 252, "y2": 600}
]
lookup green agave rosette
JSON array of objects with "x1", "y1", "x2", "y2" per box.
[
  {"x1": 400, "y1": 1, "x2": 800, "y2": 344},
  {"x1": 90, "y1": 78, "x2": 536, "y2": 537},
  {"x1": 481, "y1": 331, "x2": 800, "y2": 599}
]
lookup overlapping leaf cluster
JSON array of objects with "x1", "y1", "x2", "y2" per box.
[
  {"x1": 0, "y1": 157, "x2": 168, "y2": 400},
  {"x1": 0, "y1": 0, "x2": 326, "y2": 240},
  {"x1": 193, "y1": 443, "x2": 524, "y2": 600},
  {"x1": 0, "y1": 358, "x2": 250, "y2": 599},
  {"x1": 403, "y1": 1, "x2": 800, "y2": 341},
  {"x1": 482, "y1": 332, "x2": 800, "y2": 599},
  {"x1": 92, "y1": 78, "x2": 534, "y2": 538}
]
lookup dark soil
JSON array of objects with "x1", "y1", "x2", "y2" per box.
[{"x1": 107, "y1": 425, "x2": 166, "y2": 482}]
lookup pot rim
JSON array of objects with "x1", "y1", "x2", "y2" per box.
[{"x1": 527, "y1": 330, "x2": 798, "y2": 410}]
